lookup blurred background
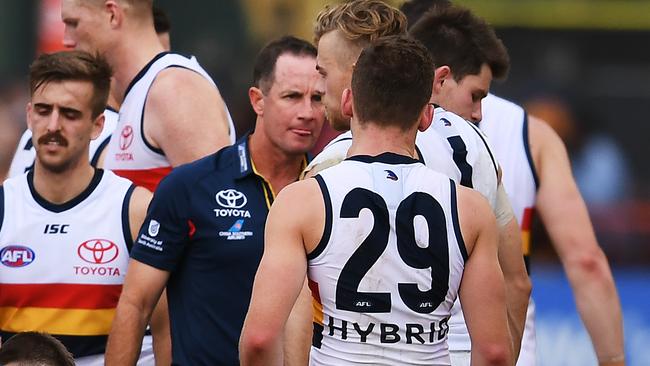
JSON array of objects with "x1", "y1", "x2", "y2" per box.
[{"x1": 0, "y1": 0, "x2": 648, "y2": 364}]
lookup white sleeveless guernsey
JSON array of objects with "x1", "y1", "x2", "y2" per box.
[
  {"x1": 309, "y1": 153, "x2": 467, "y2": 365},
  {"x1": 104, "y1": 53, "x2": 236, "y2": 192},
  {"x1": 446, "y1": 94, "x2": 539, "y2": 356},
  {"x1": 0, "y1": 169, "x2": 133, "y2": 360},
  {"x1": 7, "y1": 107, "x2": 119, "y2": 178},
  {"x1": 479, "y1": 94, "x2": 538, "y2": 366},
  {"x1": 305, "y1": 107, "x2": 499, "y2": 207},
  {"x1": 305, "y1": 109, "x2": 501, "y2": 361},
  {"x1": 480, "y1": 94, "x2": 537, "y2": 258}
]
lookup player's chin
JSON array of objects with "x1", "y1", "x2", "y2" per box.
[
  {"x1": 283, "y1": 137, "x2": 316, "y2": 155},
  {"x1": 37, "y1": 158, "x2": 72, "y2": 174}
]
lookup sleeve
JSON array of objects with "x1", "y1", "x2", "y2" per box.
[{"x1": 130, "y1": 173, "x2": 192, "y2": 272}]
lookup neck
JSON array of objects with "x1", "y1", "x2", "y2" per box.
[
  {"x1": 108, "y1": 28, "x2": 165, "y2": 103},
  {"x1": 248, "y1": 129, "x2": 305, "y2": 195},
  {"x1": 348, "y1": 121, "x2": 417, "y2": 159},
  {"x1": 32, "y1": 160, "x2": 96, "y2": 205}
]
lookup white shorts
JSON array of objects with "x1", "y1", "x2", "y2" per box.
[
  {"x1": 450, "y1": 350, "x2": 471, "y2": 366},
  {"x1": 516, "y1": 299, "x2": 537, "y2": 366}
]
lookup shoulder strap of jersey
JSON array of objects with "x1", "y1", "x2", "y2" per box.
[
  {"x1": 307, "y1": 175, "x2": 332, "y2": 261},
  {"x1": 521, "y1": 112, "x2": 540, "y2": 189},
  {"x1": 464, "y1": 119, "x2": 499, "y2": 177},
  {"x1": 121, "y1": 184, "x2": 137, "y2": 252},
  {"x1": 0, "y1": 186, "x2": 4, "y2": 232}
]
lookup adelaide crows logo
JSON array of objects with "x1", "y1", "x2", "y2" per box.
[{"x1": 385, "y1": 170, "x2": 398, "y2": 181}]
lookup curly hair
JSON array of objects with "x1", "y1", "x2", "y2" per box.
[{"x1": 313, "y1": 0, "x2": 407, "y2": 46}]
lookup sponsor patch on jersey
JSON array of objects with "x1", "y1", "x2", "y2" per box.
[
  {"x1": 385, "y1": 170, "x2": 398, "y2": 181},
  {"x1": 214, "y1": 189, "x2": 252, "y2": 218},
  {"x1": 216, "y1": 189, "x2": 248, "y2": 209},
  {"x1": 77, "y1": 239, "x2": 119, "y2": 264},
  {"x1": 119, "y1": 125, "x2": 134, "y2": 150},
  {"x1": 1, "y1": 245, "x2": 35, "y2": 267},
  {"x1": 219, "y1": 219, "x2": 254, "y2": 240},
  {"x1": 148, "y1": 219, "x2": 160, "y2": 237}
]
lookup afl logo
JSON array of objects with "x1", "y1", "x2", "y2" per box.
[
  {"x1": 1, "y1": 246, "x2": 35, "y2": 267},
  {"x1": 77, "y1": 239, "x2": 119, "y2": 264},
  {"x1": 119, "y1": 125, "x2": 134, "y2": 150},
  {"x1": 216, "y1": 189, "x2": 248, "y2": 209}
]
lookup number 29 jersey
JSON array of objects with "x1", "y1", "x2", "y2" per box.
[{"x1": 309, "y1": 153, "x2": 468, "y2": 365}]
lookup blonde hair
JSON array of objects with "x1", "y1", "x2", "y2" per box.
[{"x1": 314, "y1": 0, "x2": 407, "y2": 47}]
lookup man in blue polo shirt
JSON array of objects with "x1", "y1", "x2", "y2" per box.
[{"x1": 105, "y1": 36, "x2": 325, "y2": 365}]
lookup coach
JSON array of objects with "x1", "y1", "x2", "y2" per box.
[{"x1": 105, "y1": 36, "x2": 325, "y2": 365}]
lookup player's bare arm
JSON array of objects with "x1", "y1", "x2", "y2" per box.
[
  {"x1": 494, "y1": 184, "x2": 531, "y2": 359},
  {"x1": 144, "y1": 68, "x2": 232, "y2": 166},
  {"x1": 283, "y1": 278, "x2": 313, "y2": 366},
  {"x1": 240, "y1": 179, "x2": 324, "y2": 366},
  {"x1": 529, "y1": 116, "x2": 624, "y2": 366},
  {"x1": 486, "y1": 147, "x2": 531, "y2": 357},
  {"x1": 457, "y1": 185, "x2": 512, "y2": 366},
  {"x1": 125, "y1": 186, "x2": 171, "y2": 366},
  {"x1": 105, "y1": 260, "x2": 170, "y2": 366}
]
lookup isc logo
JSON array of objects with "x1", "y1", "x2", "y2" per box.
[
  {"x1": 44, "y1": 224, "x2": 70, "y2": 234},
  {"x1": 1, "y1": 246, "x2": 35, "y2": 267}
]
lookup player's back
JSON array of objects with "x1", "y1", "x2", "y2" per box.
[
  {"x1": 416, "y1": 107, "x2": 499, "y2": 208},
  {"x1": 309, "y1": 153, "x2": 467, "y2": 365}
]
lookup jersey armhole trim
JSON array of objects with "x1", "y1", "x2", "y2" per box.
[
  {"x1": 465, "y1": 120, "x2": 499, "y2": 178},
  {"x1": 90, "y1": 136, "x2": 111, "y2": 167},
  {"x1": 307, "y1": 175, "x2": 332, "y2": 261},
  {"x1": 140, "y1": 65, "x2": 208, "y2": 157},
  {"x1": 522, "y1": 112, "x2": 540, "y2": 190},
  {"x1": 0, "y1": 186, "x2": 4, "y2": 233},
  {"x1": 450, "y1": 179, "x2": 469, "y2": 262},
  {"x1": 122, "y1": 184, "x2": 136, "y2": 252}
]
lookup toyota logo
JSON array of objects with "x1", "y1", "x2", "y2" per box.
[
  {"x1": 77, "y1": 239, "x2": 119, "y2": 264},
  {"x1": 119, "y1": 125, "x2": 134, "y2": 151},
  {"x1": 215, "y1": 189, "x2": 248, "y2": 208}
]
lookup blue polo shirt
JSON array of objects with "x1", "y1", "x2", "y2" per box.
[{"x1": 131, "y1": 135, "x2": 296, "y2": 365}]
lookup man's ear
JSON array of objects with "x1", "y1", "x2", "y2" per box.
[
  {"x1": 341, "y1": 88, "x2": 353, "y2": 118},
  {"x1": 418, "y1": 103, "x2": 434, "y2": 132},
  {"x1": 432, "y1": 65, "x2": 452, "y2": 95},
  {"x1": 105, "y1": 0, "x2": 124, "y2": 29},
  {"x1": 90, "y1": 113, "x2": 105, "y2": 141},
  {"x1": 248, "y1": 87, "x2": 264, "y2": 116},
  {"x1": 26, "y1": 103, "x2": 33, "y2": 131}
]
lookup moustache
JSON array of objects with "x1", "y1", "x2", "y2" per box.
[{"x1": 37, "y1": 131, "x2": 69, "y2": 147}]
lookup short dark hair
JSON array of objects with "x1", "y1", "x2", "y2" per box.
[
  {"x1": 252, "y1": 36, "x2": 317, "y2": 93},
  {"x1": 29, "y1": 51, "x2": 112, "y2": 119},
  {"x1": 399, "y1": 0, "x2": 451, "y2": 28},
  {"x1": 351, "y1": 35, "x2": 434, "y2": 130},
  {"x1": 153, "y1": 6, "x2": 171, "y2": 34},
  {"x1": 0, "y1": 332, "x2": 75, "y2": 366},
  {"x1": 409, "y1": 4, "x2": 510, "y2": 81}
]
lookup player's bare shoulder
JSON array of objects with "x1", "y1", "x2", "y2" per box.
[
  {"x1": 527, "y1": 114, "x2": 567, "y2": 169},
  {"x1": 272, "y1": 177, "x2": 325, "y2": 253}
]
